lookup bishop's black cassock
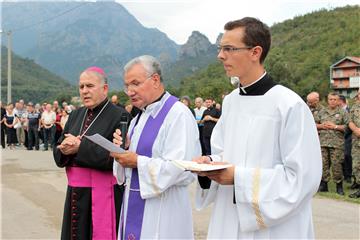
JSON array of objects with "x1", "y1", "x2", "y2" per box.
[{"x1": 54, "y1": 99, "x2": 130, "y2": 240}]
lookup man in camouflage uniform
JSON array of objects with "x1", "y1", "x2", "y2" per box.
[
  {"x1": 315, "y1": 92, "x2": 349, "y2": 195},
  {"x1": 349, "y1": 89, "x2": 360, "y2": 198},
  {"x1": 307, "y1": 91, "x2": 323, "y2": 119}
]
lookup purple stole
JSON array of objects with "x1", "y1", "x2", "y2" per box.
[{"x1": 123, "y1": 95, "x2": 178, "y2": 240}]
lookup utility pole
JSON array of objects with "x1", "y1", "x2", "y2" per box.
[{"x1": 7, "y1": 30, "x2": 12, "y2": 103}]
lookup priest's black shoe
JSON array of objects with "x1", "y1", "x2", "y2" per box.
[
  {"x1": 350, "y1": 182, "x2": 360, "y2": 190},
  {"x1": 336, "y1": 182, "x2": 344, "y2": 195},
  {"x1": 349, "y1": 189, "x2": 360, "y2": 198},
  {"x1": 318, "y1": 181, "x2": 328, "y2": 192}
]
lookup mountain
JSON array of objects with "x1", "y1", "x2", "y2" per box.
[
  {"x1": 1, "y1": 1, "x2": 222, "y2": 90},
  {"x1": 178, "y1": 31, "x2": 215, "y2": 58},
  {"x1": 164, "y1": 31, "x2": 218, "y2": 87},
  {"x1": 1, "y1": 1, "x2": 179, "y2": 89},
  {"x1": 176, "y1": 5, "x2": 360, "y2": 102},
  {"x1": 1, "y1": 46, "x2": 76, "y2": 103}
]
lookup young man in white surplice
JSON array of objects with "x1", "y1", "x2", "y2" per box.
[{"x1": 192, "y1": 17, "x2": 322, "y2": 239}]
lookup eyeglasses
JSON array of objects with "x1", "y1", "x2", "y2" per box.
[
  {"x1": 123, "y1": 74, "x2": 154, "y2": 94},
  {"x1": 217, "y1": 45, "x2": 252, "y2": 53}
]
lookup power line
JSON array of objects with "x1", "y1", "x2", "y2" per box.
[{"x1": 11, "y1": 2, "x2": 90, "y2": 33}]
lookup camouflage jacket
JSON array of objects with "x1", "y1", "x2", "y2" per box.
[
  {"x1": 315, "y1": 106, "x2": 349, "y2": 149},
  {"x1": 350, "y1": 102, "x2": 360, "y2": 148},
  {"x1": 310, "y1": 104, "x2": 324, "y2": 119}
]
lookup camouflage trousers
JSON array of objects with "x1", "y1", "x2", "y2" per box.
[
  {"x1": 321, "y1": 147, "x2": 344, "y2": 183},
  {"x1": 352, "y1": 144, "x2": 360, "y2": 184}
]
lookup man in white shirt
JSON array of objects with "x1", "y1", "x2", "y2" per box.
[
  {"x1": 194, "y1": 97, "x2": 207, "y2": 154},
  {"x1": 193, "y1": 17, "x2": 322, "y2": 239},
  {"x1": 111, "y1": 55, "x2": 200, "y2": 239},
  {"x1": 41, "y1": 103, "x2": 56, "y2": 150},
  {"x1": 14, "y1": 101, "x2": 27, "y2": 147}
]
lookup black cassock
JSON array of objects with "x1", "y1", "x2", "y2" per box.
[{"x1": 53, "y1": 99, "x2": 130, "y2": 240}]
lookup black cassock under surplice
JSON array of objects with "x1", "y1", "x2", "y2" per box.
[{"x1": 53, "y1": 99, "x2": 130, "y2": 240}]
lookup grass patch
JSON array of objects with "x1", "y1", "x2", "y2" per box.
[{"x1": 316, "y1": 180, "x2": 360, "y2": 204}]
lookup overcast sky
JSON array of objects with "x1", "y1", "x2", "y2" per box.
[{"x1": 118, "y1": 0, "x2": 359, "y2": 44}]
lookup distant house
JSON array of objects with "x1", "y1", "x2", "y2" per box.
[{"x1": 330, "y1": 56, "x2": 360, "y2": 98}]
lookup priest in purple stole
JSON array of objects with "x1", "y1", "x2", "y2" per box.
[
  {"x1": 111, "y1": 55, "x2": 201, "y2": 239},
  {"x1": 54, "y1": 67, "x2": 130, "y2": 240}
]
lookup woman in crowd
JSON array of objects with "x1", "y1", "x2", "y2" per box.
[
  {"x1": 3, "y1": 103, "x2": 19, "y2": 149},
  {"x1": 60, "y1": 107, "x2": 70, "y2": 130}
]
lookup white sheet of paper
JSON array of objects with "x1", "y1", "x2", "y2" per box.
[
  {"x1": 172, "y1": 160, "x2": 232, "y2": 172},
  {"x1": 84, "y1": 134, "x2": 125, "y2": 153}
]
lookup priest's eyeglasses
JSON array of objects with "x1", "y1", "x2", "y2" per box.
[
  {"x1": 123, "y1": 74, "x2": 154, "y2": 94},
  {"x1": 217, "y1": 45, "x2": 253, "y2": 54}
]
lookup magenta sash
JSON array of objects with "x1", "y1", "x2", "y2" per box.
[{"x1": 66, "y1": 166, "x2": 117, "y2": 240}]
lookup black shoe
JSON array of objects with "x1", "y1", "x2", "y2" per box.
[
  {"x1": 349, "y1": 189, "x2": 360, "y2": 198},
  {"x1": 318, "y1": 181, "x2": 328, "y2": 192},
  {"x1": 336, "y1": 182, "x2": 344, "y2": 195},
  {"x1": 27, "y1": 148, "x2": 33, "y2": 150},
  {"x1": 350, "y1": 182, "x2": 360, "y2": 190}
]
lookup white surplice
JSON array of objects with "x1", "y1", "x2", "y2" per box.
[
  {"x1": 114, "y1": 92, "x2": 201, "y2": 239},
  {"x1": 196, "y1": 85, "x2": 322, "y2": 239}
]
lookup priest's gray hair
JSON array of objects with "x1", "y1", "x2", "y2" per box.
[{"x1": 124, "y1": 55, "x2": 163, "y2": 82}]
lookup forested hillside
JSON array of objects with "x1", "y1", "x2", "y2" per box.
[{"x1": 1, "y1": 47, "x2": 76, "y2": 103}]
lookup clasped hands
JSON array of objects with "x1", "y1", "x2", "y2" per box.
[
  {"x1": 57, "y1": 133, "x2": 81, "y2": 155},
  {"x1": 192, "y1": 156, "x2": 235, "y2": 185},
  {"x1": 110, "y1": 129, "x2": 138, "y2": 168},
  {"x1": 203, "y1": 115, "x2": 213, "y2": 122},
  {"x1": 321, "y1": 121, "x2": 337, "y2": 130}
]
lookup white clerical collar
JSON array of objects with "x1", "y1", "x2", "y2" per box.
[
  {"x1": 143, "y1": 92, "x2": 171, "y2": 118},
  {"x1": 239, "y1": 71, "x2": 267, "y2": 94}
]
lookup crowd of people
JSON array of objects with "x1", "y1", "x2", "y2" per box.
[{"x1": 0, "y1": 100, "x2": 74, "y2": 150}]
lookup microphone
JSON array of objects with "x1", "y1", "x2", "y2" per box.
[{"x1": 119, "y1": 113, "x2": 128, "y2": 149}]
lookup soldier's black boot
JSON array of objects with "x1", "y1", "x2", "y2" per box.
[
  {"x1": 318, "y1": 181, "x2": 328, "y2": 192},
  {"x1": 349, "y1": 189, "x2": 360, "y2": 198},
  {"x1": 336, "y1": 182, "x2": 344, "y2": 195},
  {"x1": 350, "y1": 182, "x2": 360, "y2": 189}
]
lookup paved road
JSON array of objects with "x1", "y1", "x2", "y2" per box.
[{"x1": 1, "y1": 148, "x2": 359, "y2": 239}]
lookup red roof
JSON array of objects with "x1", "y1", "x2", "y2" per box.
[
  {"x1": 331, "y1": 56, "x2": 360, "y2": 68},
  {"x1": 348, "y1": 56, "x2": 360, "y2": 63}
]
